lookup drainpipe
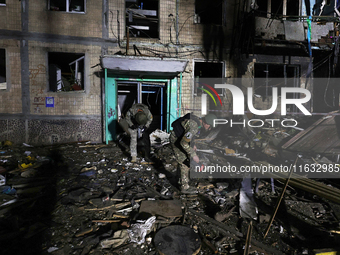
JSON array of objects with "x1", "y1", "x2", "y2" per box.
[
  {"x1": 176, "y1": 0, "x2": 179, "y2": 56},
  {"x1": 179, "y1": 72, "x2": 182, "y2": 117},
  {"x1": 126, "y1": 27, "x2": 129, "y2": 55},
  {"x1": 21, "y1": 0, "x2": 30, "y2": 143},
  {"x1": 102, "y1": 0, "x2": 108, "y2": 55}
]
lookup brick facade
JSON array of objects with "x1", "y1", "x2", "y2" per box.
[{"x1": 0, "y1": 0, "x2": 235, "y2": 145}]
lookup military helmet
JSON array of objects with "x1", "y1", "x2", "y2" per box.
[
  {"x1": 135, "y1": 112, "x2": 147, "y2": 125},
  {"x1": 203, "y1": 113, "x2": 217, "y2": 127}
]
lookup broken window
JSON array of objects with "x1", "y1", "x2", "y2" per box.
[
  {"x1": 254, "y1": 63, "x2": 300, "y2": 98},
  {"x1": 195, "y1": 0, "x2": 222, "y2": 24},
  {"x1": 194, "y1": 61, "x2": 224, "y2": 96},
  {"x1": 313, "y1": 0, "x2": 338, "y2": 16},
  {"x1": 255, "y1": 0, "x2": 299, "y2": 19},
  {"x1": 125, "y1": 0, "x2": 159, "y2": 38},
  {"x1": 0, "y1": 0, "x2": 5, "y2": 6},
  {"x1": 0, "y1": 49, "x2": 6, "y2": 90},
  {"x1": 48, "y1": 52, "x2": 85, "y2": 92},
  {"x1": 48, "y1": 0, "x2": 85, "y2": 13}
]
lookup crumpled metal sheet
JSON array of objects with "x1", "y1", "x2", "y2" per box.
[
  {"x1": 239, "y1": 177, "x2": 258, "y2": 220},
  {"x1": 128, "y1": 216, "x2": 157, "y2": 244},
  {"x1": 150, "y1": 129, "x2": 170, "y2": 146}
]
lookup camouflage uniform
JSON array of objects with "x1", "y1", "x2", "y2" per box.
[
  {"x1": 125, "y1": 103, "x2": 153, "y2": 158},
  {"x1": 170, "y1": 118, "x2": 200, "y2": 189}
]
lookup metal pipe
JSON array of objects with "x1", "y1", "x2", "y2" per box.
[
  {"x1": 117, "y1": 10, "x2": 121, "y2": 47},
  {"x1": 179, "y1": 72, "x2": 182, "y2": 117},
  {"x1": 176, "y1": 0, "x2": 179, "y2": 56}
]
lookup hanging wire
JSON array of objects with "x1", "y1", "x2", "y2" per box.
[
  {"x1": 155, "y1": 87, "x2": 160, "y2": 105},
  {"x1": 110, "y1": 11, "x2": 119, "y2": 40},
  {"x1": 323, "y1": 54, "x2": 334, "y2": 107}
]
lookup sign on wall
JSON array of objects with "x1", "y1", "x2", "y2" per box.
[{"x1": 46, "y1": 97, "x2": 54, "y2": 107}]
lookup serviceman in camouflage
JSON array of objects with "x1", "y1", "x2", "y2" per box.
[
  {"x1": 120, "y1": 103, "x2": 153, "y2": 163},
  {"x1": 170, "y1": 113, "x2": 217, "y2": 194}
]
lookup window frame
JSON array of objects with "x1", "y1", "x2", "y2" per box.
[
  {"x1": 194, "y1": 0, "x2": 223, "y2": 25},
  {"x1": 125, "y1": 0, "x2": 159, "y2": 39},
  {"x1": 193, "y1": 59, "x2": 225, "y2": 96},
  {"x1": 48, "y1": 52, "x2": 86, "y2": 93},
  {"x1": 48, "y1": 0, "x2": 86, "y2": 13},
  {"x1": 253, "y1": 63, "x2": 300, "y2": 98},
  {"x1": 255, "y1": 0, "x2": 301, "y2": 19},
  {"x1": 0, "y1": 48, "x2": 9, "y2": 91}
]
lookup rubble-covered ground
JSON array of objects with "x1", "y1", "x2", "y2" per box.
[{"x1": 1, "y1": 119, "x2": 340, "y2": 255}]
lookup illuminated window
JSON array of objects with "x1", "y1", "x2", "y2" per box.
[
  {"x1": 0, "y1": 49, "x2": 6, "y2": 90},
  {"x1": 48, "y1": 52, "x2": 85, "y2": 92},
  {"x1": 48, "y1": 0, "x2": 85, "y2": 13},
  {"x1": 126, "y1": 0, "x2": 159, "y2": 38}
]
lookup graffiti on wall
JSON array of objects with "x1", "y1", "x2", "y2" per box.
[
  {"x1": 108, "y1": 107, "x2": 115, "y2": 118},
  {"x1": 29, "y1": 64, "x2": 46, "y2": 80},
  {"x1": 30, "y1": 64, "x2": 46, "y2": 113},
  {"x1": 33, "y1": 97, "x2": 45, "y2": 105}
]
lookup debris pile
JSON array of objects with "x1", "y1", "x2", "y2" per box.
[{"x1": 1, "y1": 117, "x2": 340, "y2": 255}]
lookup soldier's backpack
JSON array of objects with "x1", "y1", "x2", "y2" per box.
[{"x1": 171, "y1": 113, "x2": 201, "y2": 137}]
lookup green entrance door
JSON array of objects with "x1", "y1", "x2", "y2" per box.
[{"x1": 104, "y1": 76, "x2": 180, "y2": 144}]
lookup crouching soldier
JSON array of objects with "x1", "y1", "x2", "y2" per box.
[
  {"x1": 170, "y1": 113, "x2": 216, "y2": 194},
  {"x1": 119, "y1": 103, "x2": 153, "y2": 163}
]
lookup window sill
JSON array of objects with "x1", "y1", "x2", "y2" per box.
[
  {"x1": 0, "y1": 82, "x2": 6, "y2": 90},
  {"x1": 55, "y1": 90, "x2": 85, "y2": 93},
  {"x1": 48, "y1": 10, "x2": 85, "y2": 14},
  {"x1": 125, "y1": 37, "x2": 160, "y2": 41}
]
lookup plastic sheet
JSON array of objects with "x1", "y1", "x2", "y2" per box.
[{"x1": 127, "y1": 216, "x2": 156, "y2": 244}]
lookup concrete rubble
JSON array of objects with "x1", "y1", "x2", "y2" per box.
[{"x1": 1, "y1": 120, "x2": 340, "y2": 255}]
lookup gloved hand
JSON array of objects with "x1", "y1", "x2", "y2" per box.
[
  {"x1": 130, "y1": 124, "x2": 138, "y2": 130},
  {"x1": 192, "y1": 155, "x2": 199, "y2": 163}
]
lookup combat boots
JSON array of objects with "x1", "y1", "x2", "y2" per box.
[
  {"x1": 180, "y1": 163, "x2": 197, "y2": 194},
  {"x1": 131, "y1": 156, "x2": 137, "y2": 163},
  {"x1": 181, "y1": 184, "x2": 198, "y2": 194}
]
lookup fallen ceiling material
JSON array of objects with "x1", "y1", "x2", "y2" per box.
[
  {"x1": 255, "y1": 161, "x2": 340, "y2": 204},
  {"x1": 282, "y1": 112, "x2": 340, "y2": 155}
]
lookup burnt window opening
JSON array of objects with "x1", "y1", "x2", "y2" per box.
[
  {"x1": 313, "y1": 0, "x2": 338, "y2": 16},
  {"x1": 195, "y1": 0, "x2": 222, "y2": 24},
  {"x1": 126, "y1": 0, "x2": 159, "y2": 38},
  {"x1": 48, "y1": 52, "x2": 85, "y2": 92},
  {"x1": 0, "y1": 0, "x2": 5, "y2": 6},
  {"x1": 0, "y1": 49, "x2": 6, "y2": 90},
  {"x1": 255, "y1": 0, "x2": 299, "y2": 19},
  {"x1": 286, "y1": 0, "x2": 300, "y2": 17},
  {"x1": 256, "y1": 0, "x2": 268, "y2": 17},
  {"x1": 271, "y1": 0, "x2": 283, "y2": 18},
  {"x1": 194, "y1": 62, "x2": 224, "y2": 96},
  {"x1": 254, "y1": 63, "x2": 300, "y2": 100},
  {"x1": 48, "y1": 0, "x2": 85, "y2": 13}
]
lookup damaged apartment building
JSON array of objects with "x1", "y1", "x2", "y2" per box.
[
  {"x1": 0, "y1": 0, "x2": 233, "y2": 145},
  {"x1": 2, "y1": 1, "x2": 340, "y2": 255},
  {"x1": 234, "y1": 0, "x2": 340, "y2": 116},
  {"x1": 0, "y1": 0, "x2": 340, "y2": 145}
]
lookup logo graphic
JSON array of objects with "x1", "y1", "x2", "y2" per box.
[
  {"x1": 199, "y1": 83, "x2": 223, "y2": 115},
  {"x1": 201, "y1": 84, "x2": 311, "y2": 116}
]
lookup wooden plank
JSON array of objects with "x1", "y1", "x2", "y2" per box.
[{"x1": 139, "y1": 200, "x2": 182, "y2": 217}]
